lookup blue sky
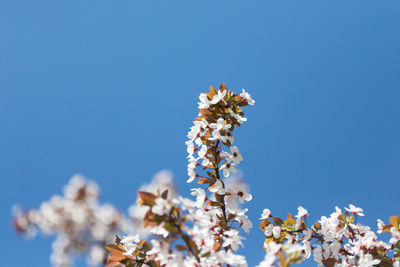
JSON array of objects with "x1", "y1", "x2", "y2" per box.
[{"x1": 1, "y1": 1, "x2": 400, "y2": 266}]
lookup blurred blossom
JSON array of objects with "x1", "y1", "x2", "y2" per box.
[{"x1": 13, "y1": 170, "x2": 176, "y2": 267}]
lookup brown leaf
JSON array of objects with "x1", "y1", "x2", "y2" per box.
[
  {"x1": 213, "y1": 241, "x2": 221, "y2": 251},
  {"x1": 197, "y1": 178, "x2": 214, "y2": 184},
  {"x1": 322, "y1": 258, "x2": 337, "y2": 267},
  {"x1": 199, "y1": 109, "x2": 215, "y2": 122},
  {"x1": 106, "y1": 250, "x2": 126, "y2": 266},
  {"x1": 260, "y1": 219, "x2": 270, "y2": 229},
  {"x1": 286, "y1": 213, "x2": 296, "y2": 225},
  {"x1": 206, "y1": 200, "x2": 220, "y2": 207},
  {"x1": 273, "y1": 217, "x2": 284, "y2": 226},
  {"x1": 382, "y1": 224, "x2": 393, "y2": 233},
  {"x1": 389, "y1": 216, "x2": 400, "y2": 228},
  {"x1": 218, "y1": 82, "x2": 227, "y2": 92},
  {"x1": 105, "y1": 244, "x2": 124, "y2": 252},
  {"x1": 209, "y1": 85, "x2": 217, "y2": 95},
  {"x1": 137, "y1": 191, "x2": 157, "y2": 206},
  {"x1": 175, "y1": 245, "x2": 188, "y2": 251}
]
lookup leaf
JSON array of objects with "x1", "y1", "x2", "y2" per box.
[
  {"x1": 137, "y1": 240, "x2": 146, "y2": 247},
  {"x1": 260, "y1": 219, "x2": 270, "y2": 229},
  {"x1": 389, "y1": 216, "x2": 400, "y2": 228},
  {"x1": 219, "y1": 82, "x2": 227, "y2": 92},
  {"x1": 209, "y1": 85, "x2": 217, "y2": 95},
  {"x1": 143, "y1": 219, "x2": 157, "y2": 228},
  {"x1": 183, "y1": 234, "x2": 199, "y2": 257},
  {"x1": 313, "y1": 222, "x2": 321, "y2": 231},
  {"x1": 228, "y1": 213, "x2": 236, "y2": 221},
  {"x1": 222, "y1": 139, "x2": 232, "y2": 147},
  {"x1": 201, "y1": 252, "x2": 211, "y2": 258},
  {"x1": 322, "y1": 258, "x2": 337, "y2": 267},
  {"x1": 164, "y1": 222, "x2": 179, "y2": 234},
  {"x1": 199, "y1": 109, "x2": 215, "y2": 122},
  {"x1": 381, "y1": 224, "x2": 393, "y2": 233},
  {"x1": 175, "y1": 245, "x2": 188, "y2": 251},
  {"x1": 161, "y1": 189, "x2": 169, "y2": 200},
  {"x1": 137, "y1": 191, "x2": 156, "y2": 206},
  {"x1": 285, "y1": 213, "x2": 296, "y2": 225},
  {"x1": 165, "y1": 235, "x2": 178, "y2": 243},
  {"x1": 273, "y1": 217, "x2": 284, "y2": 226},
  {"x1": 206, "y1": 200, "x2": 220, "y2": 207},
  {"x1": 105, "y1": 244, "x2": 124, "y2": 252},
  {"x1": 213, "y1": 241, "x2": 221, "y2": 251},
  {"x1": 106, "y1": 249, "x2": 126, "y2": 266},
  {"x1": 207, "y1": 171, "x2": 216, "y2": 179},
  {"x1": 234, "y1": 95, "x2": 247, "y2": 106},
  {"x1": 197, "y1": 178, "x2": 214, "y2": 184},
  {"x1": 277, "y1": 251, "x2": 286, "y2": 266}
]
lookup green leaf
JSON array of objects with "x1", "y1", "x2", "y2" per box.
[
  {"x1": 207, "y1": 172, "x2": 216, "y2": 179},
  {"x1": 164, "y1": 222, "x2": 179, "y2": 234}
]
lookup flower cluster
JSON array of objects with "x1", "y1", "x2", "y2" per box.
[
  {"x1": 13, "y1": 170, "x2": 176, "y2": 267},
  {"x1": 105, "y1": 83, "x2": 255, "y2": 267},
  {"x1": 257, "y1": 205, "x2": 400, "y2": 267},
  {"x1": 128, "y1": 170, "x2": 177, "y2": 238},
  {"x1": 186, "y1": 84, "x2": 254, "y2": 183}
]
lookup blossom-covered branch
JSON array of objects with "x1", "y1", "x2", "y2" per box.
[
  {"x1": 257, "y1": 205, "x2": 400, "y2": 267},
  {"x1": 104, "y1": 83, "x2": 255, "y2": 267}
]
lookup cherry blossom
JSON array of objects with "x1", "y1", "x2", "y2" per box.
[{"x1": 345, "y1": 204, "x2": 365, "y2": 217}]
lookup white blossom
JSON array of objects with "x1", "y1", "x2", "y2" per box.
[
  {"x1": 345, "y1": 204, "x2": 364, "y2": 216},
  {"x1": 260, "y1": 209, "x2": 271, "y2": 220},
  {"x1": 240, "y1": 89, "x2": 255, "y2": 105}
]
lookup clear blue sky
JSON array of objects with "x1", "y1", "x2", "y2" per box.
[{"x1": 1, "y1": 1, "x2": 400, "y2": 266}]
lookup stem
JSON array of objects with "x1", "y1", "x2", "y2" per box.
[
  {"x1": 212, "y1": 141, "x2": 228, "y2": 223},
  {"x1": 211, "y1": 140, "x2": 231, "y2": 267},
  {"x1": 173, "y1": 221, "x2": 201, "y2": 263}
]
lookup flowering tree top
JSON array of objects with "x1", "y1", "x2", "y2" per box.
[{"x1": 13, "y1": 83, "x2": 400, "y2": 267}]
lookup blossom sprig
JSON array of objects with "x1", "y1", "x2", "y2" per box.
[
  {"x1": 106, "y1": 84, "x2": 254, "y2": 267},
  {"x1": 186, "y1": 84, "x2": 254, "y2": 252},
  {"x1": 257, "y1": 205, "x2": 400, "y2": 267},
  {"x1": 186, "y1": 83, "x2": 254, "y2": 225},
  {"x1": 186, "y1": 83, "x2": 254, "y2": 185},
  {"x1": 108, "y1": 187, "x2": 249, "y2": 266}
]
